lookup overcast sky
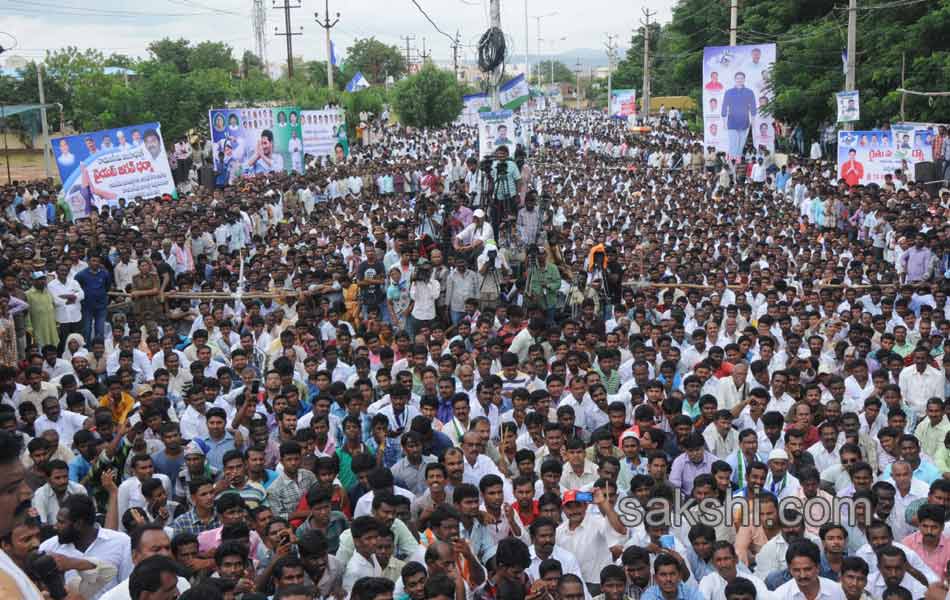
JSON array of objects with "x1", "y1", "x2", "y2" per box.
[{"x1": 2, "y1": 0, "x2": 674, "y2": 67}]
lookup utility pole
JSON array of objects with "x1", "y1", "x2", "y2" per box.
[
  {"x1": 523, "y1": 0, "x2": 530, "y2": 84},
  {"x1": 574, "y1": 58, "x2": 582, "y2": 110},
  {"x1": 401, "y1": 35, "x2": 415, "y2": 73},
  {"x1": 605, "y1": 33, "x2": 617, "y2": 115},
  {"x1": 273, "y1": 0, "x2": 302, "y2": 78},
  {"x1": 314, "y1": 0, "x2": 340, "y2": 89},
  {"x1": 641, "y1": 8, "x2": 655, "y2": 120},
  {"x1": 421, "y1": 37, "x2": 431, "y2": 63},
  {"x1": 452, "y1": 31, "x2": 461, "y2": 81},
  {"x1": 729, "y1": 0, "x2": 738, "y2": 46},
  {"x1": 844, "y1": 0, "x2": 857, "y2": 130},
  {"x1": 490, "y1": 0, "x2": 502, "y2": 110},
  {"x1": 36, "y1": 63, "x2": 51, "y2": 178},
  {"x1": 900, "y1": 52, "x2": 906, "y2": 122}
]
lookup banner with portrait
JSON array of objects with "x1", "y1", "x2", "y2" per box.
[
  {"x1": 51, "y1": 122, "x2": 175, "y2": 220},
  {"x1": 836, "y1": 127, "x2": 931, "y2": 186},
  {"x1": 300, "y1": 109, "x2": 348, "y2": 163},
  {"x1": 477, "y1": 109, "x2": 530, "y2": 158},
  {"x1": 460, "y1": 93, "x2": 490, "y2": 126},
  {"x1": 208, "y1": 107, "x2": 303, "y2": 175},
  {"x1": 610, "y1": 89, "x2": 637, "y2": 118},
  {"x1": 836, "y1": 91, "x2": 860, "y2": 123},
  {"x1": 702, "y1": 44, "x2": 776, "y2": 157}
]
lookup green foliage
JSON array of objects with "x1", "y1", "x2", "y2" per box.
[
  {"x1": 634, "y1": 0, "x2": 950, "y2": 137},
  {"x1": 340, "y1": 37, "x2": 406, "y2": 84},
  {"x1": 532, "y1": 60, "x2": 574, "y2": 84},
  {"x1": 391, "y1": 64, "x2": 463, "y2": 129}
]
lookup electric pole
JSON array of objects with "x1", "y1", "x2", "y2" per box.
[
  {"x1": 401, "y1": 35, "x2": 415, "y2": 73},
  {"x1": 490, "y1": 0, "x2": 502, "y2": 110},
  {"x1": 605, "y1": 34, "x2": 618, "y2": 114},
  {"x1": 421, "y1": 37, "x2": 431, "y2": 63},
  {"x1": 314, "y1": 0, "x2": 340, "y2": 89},
  {"x1": 452, "y1": 31, "x2": 461, "y2": 81},
  {"x1": 273, "y1": 0, "x2": 302, "y2": 78},
  {"x1": 574, "y1": 58, "x2": 582, "y2": 109},
  {"x1": 37, "y1": 63, "x2": 51, "y2": 178},
  {"x1": 729, "y1": 0, "x2": 738, "y2": 46},
  {"x1": 641, "y1": 8, "x2": 655, "y2": 120},
  {"x1": 845, "y1": 0, "x2": 856, "y2": 130}
]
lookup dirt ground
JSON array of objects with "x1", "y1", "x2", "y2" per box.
[{"x1": 1, "y1": 150, "x2": 60, "y2": 184}]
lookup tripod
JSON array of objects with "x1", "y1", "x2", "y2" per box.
[{"x1": 490, "y1": 161, "x2": 517, "y2": 251}]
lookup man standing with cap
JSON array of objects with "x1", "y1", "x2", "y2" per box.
[
  {"x1": 25, "y1": 270, "x2": 58, "y2": 349},
  {"x1": 765, "y1": 448, "x2": 800, "y2": 500},
  {"x1": 556, "y1": 487, "x2": 627, "y2": 595}
]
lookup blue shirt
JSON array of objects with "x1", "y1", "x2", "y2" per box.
[
  {"x1": 882, "y1": 459, "x2": 941, "y2": 485},
  {"x1": 202, "y1": 434, "x2": 236, "y2": 472},
  {"x1": 69, "y1": 454, "x2": 92, "y2": 483},
  {"x1": 75, "y1": 266, "x2": 112, "y2": 308},
  {"x1": 721, "y1": 86, "x2": 757, "y2": 130},
  {"x1": 641, "y1": 582, "x2": 704, "y2": 600}
]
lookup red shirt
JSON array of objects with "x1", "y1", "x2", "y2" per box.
[{"x1": 512, "y1": 500, "x2": 539, "y2": 526}]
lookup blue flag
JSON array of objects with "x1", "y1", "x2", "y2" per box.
[
  {"x1": 331, "y1": 40, "x2": 337, "y2": 67},
  {"x1": 841, "y1": 50, "x2": 847, "y2": 76},
  {"x1": 345, "y1": 71, "x2": 370, "y2": 92}
]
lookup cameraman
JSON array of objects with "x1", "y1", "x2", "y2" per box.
[
  {"x1": 407, "y1": 258, "x2": 440, "y2": 338},
  {"x1": 464, "y1": 157, "x2": 483, "y2": 208},
  {"x1": 490, "y1": 145, "x2": 522, "y2": 224},
  {"x1": 476, "y1": 240, "x2": 511, "y2": 312},
  {"x1": 517, "y1": 191, "x2": 542, "y2": 247}
]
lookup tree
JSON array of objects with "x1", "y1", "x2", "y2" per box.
[
  {"x1": 147, "y1": 38, "x2": 193, "y2": 73},
  {"x1": 240, "y1": 51, "x2": 265, "y2": 78},
  {"x1": 532, "y1": 60, "x2": 574, "y2": 84},
  {"x1": 188, "y1": 41, "x2": 238, "y2": 73},
  {"x1": 305, "y1": 60, "x2": 344, "y2": 89},
  {"x1": 342, "y1": 37, "x2": 406, "y2": 84},
  {"x1": 392, "y1": 64, "x2": 462, "y2": 129}
]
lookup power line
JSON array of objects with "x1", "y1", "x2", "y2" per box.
[
  {"x1": 166, "y1": 0, "x2": 244, "y2": 16},
  {"x1": 3, "y1": 0, "x2": 240, "y2": 17},
  {"x1": 409, "y1": 0, "x2": 457, "y2": 44}
]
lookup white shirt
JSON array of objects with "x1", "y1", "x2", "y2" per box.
[
  {"x1": 179, "y1": 405, "x2": 210, "y2": 440},
  {"x1": 773, "y1": 577, "x2": 844, "y2": 600},
  {"x1": 34, "y1": 409, "x2": 87, "y2": 442},
  {"x1": 527, "y1": 544, "x2": 583, "y2": 580},
  {"x1": 38, "y1": 526, "x2": 133, "y2": 599},
  {"x1": 342, "y1": 552, "x2": 382, "y2": 591},
  {"x1": 556, "y1": 513, "x2": 620, "y2": 584},
  {"x1": 867, "y1": 571, "x2": 926, "y2": 600},
  {"x1": 409, "y1": 279, "x2": 440, "y2": 320},
  {"x1": 47, "y1": 277, "x2": 85, "y2": 324},
  {"x1": 806, "y1": 442, "x2": 842, "y2": 473},
  {"x1": 699, "y1": 568, "x2": 770, "y2": 600},
  {"x1": 0, "y1": 548, "x2": 44, "y2": 600},
  {"x1": 456, "y1": 221, "x2": 494, "y2": 246},
  {"x1": 99, "y1": 575, "x2": 190, "y2": 600},
  {"x1": 116, "y1": 474, "x2": 172, "y2": 530},
  {"x1": 32, "y1": 480, "x2": 88, "y2": 525},
  {"x1": 899, "y1": 364, "x2": 945, "y2": 415},
  {"x1": 352, "y1": 486, "x2": 416, "y2": 518},
  {"x1": 855, "y1": 541, "x2": 937, "y2": 581},
  {"x1": 753, "y1": 532, "x2": 821, "y2": 579}
]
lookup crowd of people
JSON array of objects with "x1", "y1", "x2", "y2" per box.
[{"x1": 0, "y1": 105, "x2": 947, "y2": 600}]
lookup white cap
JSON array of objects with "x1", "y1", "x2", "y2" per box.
[
  {"x1": 768, "y1": 449, "x2": 789, "y2": 462},
  {"x1": 473, "y1": 209, "x2": 485, "y2": 218}
]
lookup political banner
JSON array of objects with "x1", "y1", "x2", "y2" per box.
[
  {"x1": 499, "y1": 74, "x2": 531, "y2": 110},
  {"x1": 300, "y1": 108, "x2": 349, "y2": 162},
  {"x1": 610, "y1": 89, "x2": 637, "y2": 118},
  {"x1": 208, "y1": 107, "x2": 303, "y2": 176},
  {"x1": 836, "y1": 91, "x2": 860, "y2": 123},
  {"x1": 837, "y1": 127, "x2": 931, "y2": 186},
  {"x1": 460, "y1": 93, "x2": 490, "y2": 126},
  {"x1": 51, "y1": 122, "x2": 175, "y2": 219},
  {"x1": 478, "y1": 109, "x2": 529, "y2": 158},
  {"x1": 702, "y1": 44, "x2": 776, "y2": 157}
]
